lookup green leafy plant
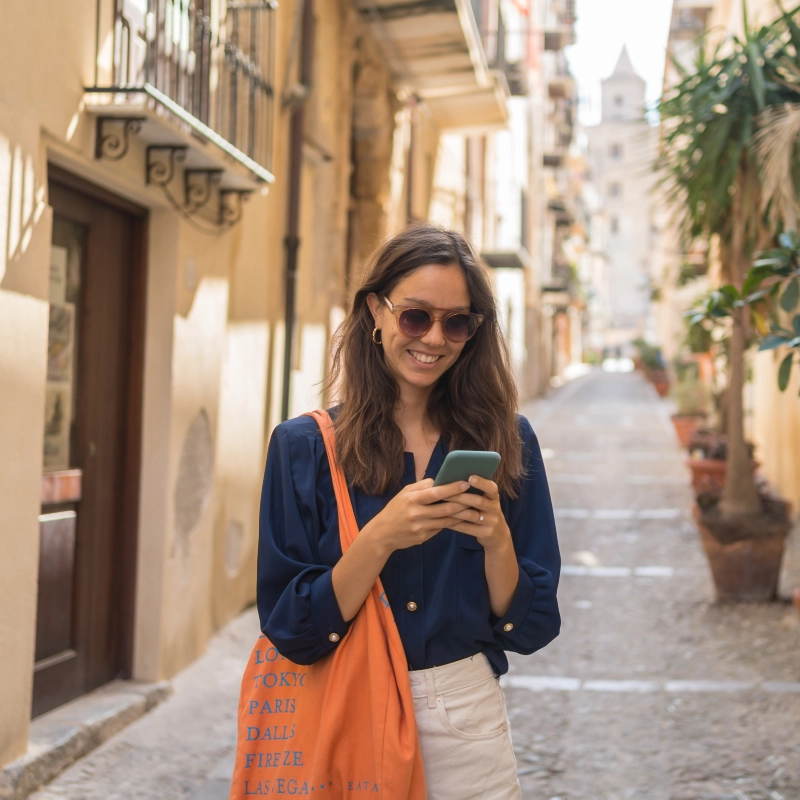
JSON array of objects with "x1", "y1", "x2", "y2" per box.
[
  {"x1": 685, "y1": 318, "x2": 714, "y2": 353},
  {"x1": 658, "y1": 1, "x2": 800, "y2": 521},
  {"x1": 744, "y1": 231, "x2": 800, "y2": 391},
  {"x1": 672, "y1": 375, "x2": 712, "y2": 416},
  {"x1": 632, "y1": 338, "x2": 664, "y2": 371}
]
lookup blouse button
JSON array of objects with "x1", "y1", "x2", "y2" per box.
[
  {"x1": 328, "y1": 632, "x2": 340, "y2": 643},
  {"x1": 503, "y1": 622, "x2": 514, "y2": 632},
  {"x1": 406, "y1": 601, "x2": 418, "y2": 612}
]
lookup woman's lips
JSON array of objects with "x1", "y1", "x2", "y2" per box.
[{"x1": 407, "y1": 350, "x2": 443, "y2": 366}]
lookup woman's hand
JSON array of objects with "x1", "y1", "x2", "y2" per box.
[
  {"x1": 332, "y1": 478, "x2": 469, "y2": 622},
  {"x1": 448, "y1": 475, "x2": 511, "y2": 551},
  {"x1": 449, "y1": 475, "x2": 520, "y2": 617},
  {"x1": 366, "y1": 478, "x2": 471, "y2": 556}
]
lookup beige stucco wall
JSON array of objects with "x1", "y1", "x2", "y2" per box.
[
  {"x1": 0, "y1": 0, "x2": 407, "y2": 766},
  {"x1": 0, "y1": 0, "x2": 504, "y2": 769},
  {"x1": 753, "y1": 351, "x2": 800, "y2": 518},
  {"x1": 0, "y1": 80, "x2": 57, "y2": 763}
]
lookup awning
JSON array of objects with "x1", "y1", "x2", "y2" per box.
[{"x1": 357, "y1": 0, "x2": 509, "y2": 131}]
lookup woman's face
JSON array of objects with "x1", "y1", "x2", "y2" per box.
[{"x1": 366, "y1": 264, "x2": 472, "y2": 396}]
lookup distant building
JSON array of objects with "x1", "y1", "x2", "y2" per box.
[{"x1": 586, "y1": 47, "x2": 657, "y2": 347}]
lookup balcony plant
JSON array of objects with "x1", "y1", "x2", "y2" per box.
[{"x1": 657, "y1": 2, "x2": 800, "y2": 601}]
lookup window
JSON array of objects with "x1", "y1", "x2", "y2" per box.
[
  {"x1": 609, "y1": 182, "x2": 622, "y2": 198},
  {"x1": 615, "y1": 94, "x2": 624, "y2": 107},
  {"x1": 610, "y1": 143, "x2": 623, "y2": 159},
  {"x1": 610, "y1": 216, "x2": 619, "y2": 234}
]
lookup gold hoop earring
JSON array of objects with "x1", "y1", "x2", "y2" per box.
[{"x1": 372, "y1": 327, "x2": 382, "y2": 345}]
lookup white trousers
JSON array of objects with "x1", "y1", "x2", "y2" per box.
[{"x1": 409, "y1": 654, "x2": 521, "y2": 800}]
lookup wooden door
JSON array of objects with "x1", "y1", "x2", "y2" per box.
[{"x1": 33, "y1": 168, "x2": 147, "y2": 717}]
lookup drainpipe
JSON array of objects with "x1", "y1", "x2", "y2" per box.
[
  {"x1": 281, "y1": 0, "x2": 315, "y2": 422},
  {"x1": 406, "y1": 94, "x2": 416, "y2": 224}
]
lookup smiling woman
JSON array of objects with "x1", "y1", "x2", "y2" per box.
[
  {"x1": 332, "y1": 225, "x2": 524, "y2": 496},
  {"x1": 253, "y1": 224, "x2": 561, "y2": 799}
]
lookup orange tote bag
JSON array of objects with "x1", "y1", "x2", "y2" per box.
[{"x1": 229, "y1": 410, "x2": 426, "y2": 799}]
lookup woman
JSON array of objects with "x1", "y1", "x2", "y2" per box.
[{"x1": 258, "y1": 224, "x2": 561, "y2": 799}]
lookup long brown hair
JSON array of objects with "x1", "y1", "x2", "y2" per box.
[{"x1": 328, "y1": 223, "x2": 524, "y2": 497}]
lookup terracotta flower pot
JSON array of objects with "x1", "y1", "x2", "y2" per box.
[
  {"x1": 646, "y1": 370, "x2": 670, "y2": 397},
  {"x1": 685, "y1": 457, "x2": 759, "y2": 493},
  {"x1": 692, "y1": 503, "x2": 789, "y2": 602},
  {"x1": 671, "y1": 414, "x2": 705, "y2": 448},
  {"x1": 685, "y1": 458, "x2": 727, "y2": 493}
]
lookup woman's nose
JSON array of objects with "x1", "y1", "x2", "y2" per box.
[{"x1": 420, "y1": 318, "x2": 447, "y2": 346}]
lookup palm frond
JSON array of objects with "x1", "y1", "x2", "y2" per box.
[{"x1": 755, "y1": 103, "x2": 800, "y2": 230}]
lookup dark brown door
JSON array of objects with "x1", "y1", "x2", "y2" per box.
[{"x1": 33, "y1": 168, "x2": 147, "y2": 717}]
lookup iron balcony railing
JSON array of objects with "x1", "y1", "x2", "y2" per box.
[{"x1": 90, "y1": 0, "x2": 275, "y2": 177}]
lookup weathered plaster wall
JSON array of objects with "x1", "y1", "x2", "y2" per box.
[{"x1": 0, "y1": 89, "x2": 53, "y2": 763}]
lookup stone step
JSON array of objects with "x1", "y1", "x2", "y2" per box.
[{"x1": 0, "y1": 680, "x2": 170, "y2": 800}]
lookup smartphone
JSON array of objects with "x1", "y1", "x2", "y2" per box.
[{"x1": 433, "y1": 450, "x2": 501, "y2": 494}]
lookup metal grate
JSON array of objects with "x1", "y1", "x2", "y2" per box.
[{"x1": 92, "y1": 0, "x2": 275, "y2": 174}]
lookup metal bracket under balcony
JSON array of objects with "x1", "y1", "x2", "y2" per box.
[{"x1": 85, "y1": 0, "x2": 275, "y2": 229}]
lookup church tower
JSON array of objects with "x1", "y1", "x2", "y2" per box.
[
  {"x1": 601, "y1": 46, "x2": 647, "y2": 123},
  {"x1": 586, "y1": 46, "x2": 657, "y2": 343}
]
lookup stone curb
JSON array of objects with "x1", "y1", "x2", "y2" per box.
[{"x1": 0, "y1": 680, "x2": 171, "y2": 800}]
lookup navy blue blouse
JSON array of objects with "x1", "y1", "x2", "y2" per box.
[{"x1": 257, "y1": 413, "x2": 561, "y2": 676}]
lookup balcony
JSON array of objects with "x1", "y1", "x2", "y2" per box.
[
  {"x1": 544, "y1": 28, "x2": 575, "y2": 51},
  {"x1": 85, "y1": 0, "x2": 276, "y2": 218},
  {"x1": 356, "y1": 0, "x2": 508, "y2": 131}
]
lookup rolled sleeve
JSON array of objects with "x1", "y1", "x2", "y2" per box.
[
  {"x1": 309, "y1": 569, "x2": 349, "y2": 644},
  {"x1": 257, "y1": 420, "x2": 351, "y2": 666},
  {"x1": 491, "y1": 565, "x2": 535, "y2": 636},
  {"x1": 493, "y1": 416, "x2": 561, "y2": 655}
]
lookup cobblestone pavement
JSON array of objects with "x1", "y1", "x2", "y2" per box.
[
  {"x1": 30, "y1": 370, "x2": 800, "y2": 799},
  {"x1": 509, "y1": 370, "x2": 800, "y2": 800}
]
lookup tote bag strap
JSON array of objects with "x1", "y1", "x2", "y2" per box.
[{"x1": 304, "y1": 410, "x2": 360, "y2": 553}]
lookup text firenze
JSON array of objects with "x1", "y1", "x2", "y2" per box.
[{"x1": 239, "y1": 643, "x2": 379, "y2": 796}]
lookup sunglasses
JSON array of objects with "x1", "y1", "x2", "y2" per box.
[{"x1": 381, "y1": 295, "x2": 484, "y2": 343}]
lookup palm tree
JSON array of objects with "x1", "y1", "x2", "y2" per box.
[{"x1": 657, "y1": 2, "x2": 800, "y2": 524}]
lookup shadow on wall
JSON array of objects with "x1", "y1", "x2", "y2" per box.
[{"x1": 1, "y1": 131, "x2": 49, "y2": 294}]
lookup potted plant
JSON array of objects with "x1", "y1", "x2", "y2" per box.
[
  {"x1": 670, "y1": 374, "x2": 711, "y2": 446},
  {"x1": 685, "y1": 430, "x2": 757, "y2": 494},
  {"x1": 633, "y1": 338, "x2": 670, "y2": 396},
  {"x1": 658, "y1": 3, "x2": 800, "y2": 601}
]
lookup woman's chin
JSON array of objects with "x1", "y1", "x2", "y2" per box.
[{"x1": 403, "y1": 370, "x2": 443, "y2": 390}]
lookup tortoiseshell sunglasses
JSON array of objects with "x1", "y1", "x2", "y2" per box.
[{"x1": 381, "y1": 295, "x2": 484, "y2": 343}]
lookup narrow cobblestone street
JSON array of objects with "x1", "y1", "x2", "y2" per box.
[
  {"x1": 28, "y1": 371, "x2": 800, "y2": 800},
  {"x1": 508, "y1": 371, "x2": 800, "y2": 800}
]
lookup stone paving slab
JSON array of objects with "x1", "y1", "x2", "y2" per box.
[
  {"x1": 26, "y1": 610, "x2": 257, "y2": 800},
  {"x1": 0, "y1": 681, "x2": 170, "y2": 800},
  {"x1": 513, "y1": 371, "x2": 800, "y2": 799}
]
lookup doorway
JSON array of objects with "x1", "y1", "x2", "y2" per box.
[{"x1": 33, "y1": 167, "x2": 147, "y2": 717}]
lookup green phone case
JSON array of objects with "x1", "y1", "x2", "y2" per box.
[{"x1": 433, "y1": 450, "x2": 501, "y2": 488}]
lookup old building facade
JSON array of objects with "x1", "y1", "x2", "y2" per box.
[
  {"x1": 0, "y1": 0, "x2": 582, "y2": 782},
  {"x1": 0, "y1": 0, "x2": 516, "y2": 775}
]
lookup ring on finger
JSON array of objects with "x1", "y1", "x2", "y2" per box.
[{"x1": 479, "y1": 514, "x2": 485, "y2": 523}]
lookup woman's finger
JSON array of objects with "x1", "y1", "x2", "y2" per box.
[
  {"x1": 450, "y1": 507, "x2": 487, "y2": 524},
  {"x1": 449, "y1": 521, "x2": 483, "y2": 538},
  {"x1": 448, "y1": 491, "x2": 492, "y2": 511},
  {"x1": 467, "y1": 475, "x2": 499, "y2": 500},
  {"x1": 418, "y1": 481, "x2": 471, "y2": 505},
  {"x1": 424, "y1": 500, "x2": 470, "y2": 519}
]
